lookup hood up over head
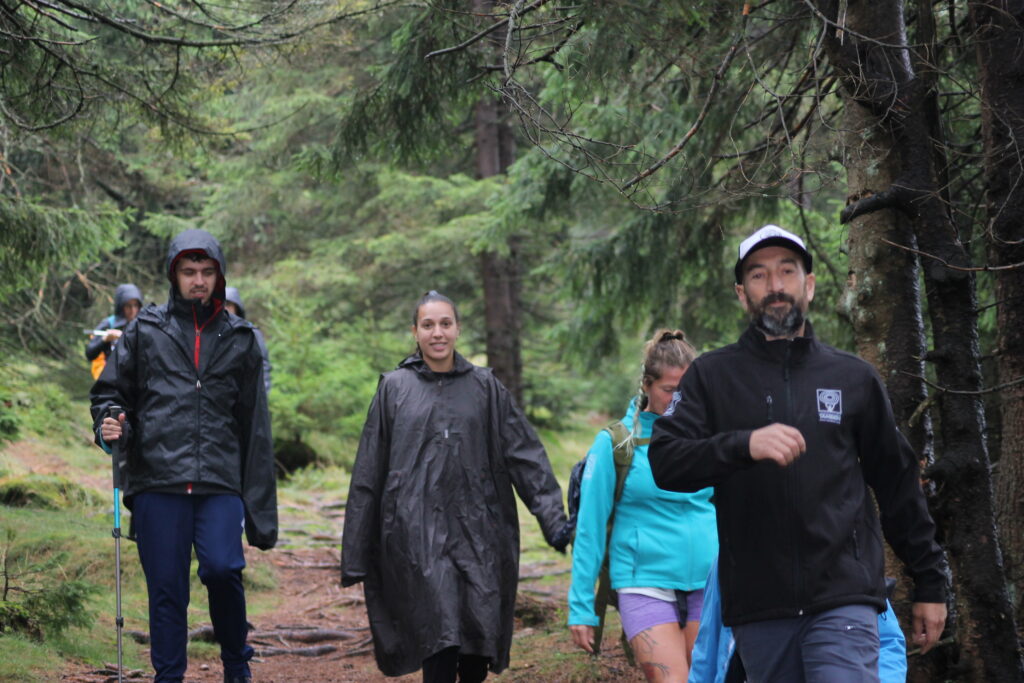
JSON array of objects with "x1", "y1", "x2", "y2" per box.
[
  {"x1": 224, "y1": 286, "x2": 246, "y2": 318},
  {"x1": 165, "y1": 229, "x2": 227, "y2": 306},
  {"x1": 112, "y1": 283, "x2": 143, "y2": 325}
]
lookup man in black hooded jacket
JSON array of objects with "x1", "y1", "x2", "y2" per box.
[
  {"x1": 649, "y1": 225, "x2": 947, "y2": 682},
  {"x1": 91, "y1": 229, "x2": 277, "y2": 683}
]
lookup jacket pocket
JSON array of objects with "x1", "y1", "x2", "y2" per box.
[{"x1": 381, "y1": 470, "x2": 403, "y2": 531}]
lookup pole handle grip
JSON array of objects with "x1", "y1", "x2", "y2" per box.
[{"x1": 108, "y1": 405, "x2": 123, "y2": 489}]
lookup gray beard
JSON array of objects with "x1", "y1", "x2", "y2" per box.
[{"x1": 755, "y1": 305, "x2": 804, "y2": 338}]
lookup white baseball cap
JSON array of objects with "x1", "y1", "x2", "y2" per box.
[{"x1": 734, "y1": 224, "x2": 813, "y2": 283}]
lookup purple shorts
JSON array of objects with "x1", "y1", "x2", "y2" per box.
[{"x1": 617, "y1": 590, "x2": 705, "y2": 641}]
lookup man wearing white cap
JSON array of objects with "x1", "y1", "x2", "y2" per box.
[{"x1": 648, "y1": 225, "x2": 948, "y2": 682}]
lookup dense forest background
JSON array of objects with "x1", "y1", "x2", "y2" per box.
[{"x1": 2, "y1": 1, "x2": 1024, "y2": 680}]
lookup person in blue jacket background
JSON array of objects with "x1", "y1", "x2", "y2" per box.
[
  {"x1": 569, "y1": 330, "x2": 719, "y2": 682},
  {"x1": 688, "y1": 556, "x2": 908, "y2": 683}
]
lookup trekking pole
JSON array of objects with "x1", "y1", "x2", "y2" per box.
[{"x1": 108, "y1": 405, "x2": 125, "y2": 683}]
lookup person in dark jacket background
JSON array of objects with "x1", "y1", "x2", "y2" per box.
[
  {"x1": 84, "y1": 283, "x2": 143, "y2": 380},
  {"x1": 649, "y1": 225, "x2": 948, "y2": 683},
  {"x1": 91, "y1": 229, "x2": 277, "y2": 683},
  {"x1": 224, "y1": 286, "x2": 272, "y2": 394},
  {"x1": 341, "y1": 290, "x2": 568, "y2": 683}
]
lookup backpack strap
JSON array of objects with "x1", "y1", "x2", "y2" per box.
[
  {"x1": 605, "y1": 420, "x2": 648, "y2": 503},
  {"x1": 591, "y1": 418, "x2": 647, "y2": 661}
]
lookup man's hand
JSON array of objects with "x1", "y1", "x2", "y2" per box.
[
  {"x1": 569, "y1": 624, "x2": 596, "y2": 653},
  {"x1": 749, "y1": 423, "x2": 806, "y2": 467},
  {"x1": 102, "y1": 329, "x2": 123, "y2": 344},
  {"x1": 101, "y1": 413, "x2": 126, "y2": 442},
  {"x1": 911, "y1": 601, "x2": 947, "y2": 654}
]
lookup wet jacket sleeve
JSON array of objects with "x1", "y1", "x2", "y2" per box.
[
  {"x1": 858, "y1": 372, "x2": 948, "y2": 603},
  {"x1": 237, "y1": 334, "x2": 277, "y2": 550},
  {"x1": 341, "y1": 381, "x2": 389, "y2": 587},
  {"x1": 567, "y1": 431, "x2": 615, "y2": 626},
  {"x1": 85, "y1": 334, "x2": 106, "y2": 361},
  {"x1": 497, "y1": 384, "x2": 567, "y2": 548},
  {"x1": 85, "y1": 316, "x2": 113, "y2": 361},
  {"x1": 254, "y1": 327, "x2": 272, "y2": 394},
  {"x1": 649, "y1": 363, "x2": 755, "y2": 493},
  {"x1": 89, "y1": 321, "x2": 138, "y2": 453}
]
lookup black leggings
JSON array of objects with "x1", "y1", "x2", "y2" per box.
[{"x1": 422, "y1": 646, "x2": 489, "y2": 683}]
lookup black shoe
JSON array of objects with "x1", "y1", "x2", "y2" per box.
[{"x1": 224, "y1": 676, "x2": 252, "y2": 683}]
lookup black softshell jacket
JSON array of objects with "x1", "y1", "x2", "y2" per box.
[
  {"x1": 649, "y1": 322, "x2": 947, "y2": 627},
  {"x1": 90, "y1": 230, "x2": 277, "y2": 550},
  {"x1": 341, "y1": 353, "x2": 567, "y2": 676}
]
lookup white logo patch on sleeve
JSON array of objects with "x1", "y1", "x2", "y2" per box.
[
  {"x1": 817, "y1": 389, "x2": 842, "y2": 424},
  {"x1": 663, "y1": 391, "x2": 682, "y2": 417}
]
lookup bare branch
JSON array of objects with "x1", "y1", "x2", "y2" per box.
[
  {"x1": 621, "y1": 16, "x2": 748, "y2": 191},
  {"x1": 900, "y1": 371, "x2": 1024, "y2": 396},
  {"x1": 878, "y1": 237, "x2": 1024, "y2": 273},
  {"x1": 424, "y1": 0, "x2": 553, "y2": 60}
]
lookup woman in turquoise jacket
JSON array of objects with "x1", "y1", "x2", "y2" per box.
[{"x1": 569, "y1": 330, "x2": 719, "y2": 682}]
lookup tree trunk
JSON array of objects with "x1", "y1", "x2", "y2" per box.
[
  {"x1": 972, "y1": 0, "x2": 1024, "y2": 630},
  {"x1": 474, "y1": 93, "x2": 524, "y2": 406},
  {"x1": 815, "y1": 0, "x2": 1023, "y2": 679},
  {"x1": 471, "y1": 0, "x2": 524, "y2": 406},
  {"x1": 837, "y1": 53, "x2": 936, "y2": 679}
]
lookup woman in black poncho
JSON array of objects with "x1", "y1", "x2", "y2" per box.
[{"x1": 341, "y1": 291, "x2": 568, "y2": 682}]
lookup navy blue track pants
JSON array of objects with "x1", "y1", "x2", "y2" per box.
[{"x1": 133, "y1": 492, "x2": 253, "y2": 682}]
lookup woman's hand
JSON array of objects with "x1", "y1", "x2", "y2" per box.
[{"x1": 569, "y1": 624, "x2": 596, "y2": 653}]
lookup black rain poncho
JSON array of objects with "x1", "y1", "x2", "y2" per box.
[{"x1": 341, "y1": 352, "x2": 567, "y2": 676}]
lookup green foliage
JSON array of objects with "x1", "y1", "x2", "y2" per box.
[
  {"x1": 17, "y1": 579, "x2": 97, "y2": 639},
  {"x1": 0, "y1": 199, "x2": 126, "y2": 304},
  {"x1": 0, "y1": 601, "x2": 32, "y2": 636},
  {"x1": 0, "y1": 529, "x2": 97, "y2": 640},
  {"x1": 331, "y1": 3, "x2": 484, "y2": 166},
  {"x1": 227, "y1": 267, "x2": 410, "y2": 467},
  {"x1": 0, "y1": 399, "x2": 18, "y2": 444},
  {"x1": 0, "y1": 358, "x2": 92, "y2": 446}
]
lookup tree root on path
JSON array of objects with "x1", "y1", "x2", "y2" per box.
[
  {"x1": 126, "y1": 625, "x2": 359, "y2": 645},
  {"x1": 256, "y1": 644, "x2": 338, "y2": 657}
]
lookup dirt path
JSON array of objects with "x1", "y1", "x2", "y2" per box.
[
  {"x1": 57, "y1": 492, "x2": 641, "y2": 683},
  {"x1": 59, "y1": 492, "x2": 394, "y2": 683}
]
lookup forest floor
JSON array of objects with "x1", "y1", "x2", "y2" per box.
[{"x1": 42, "y1": 456, "x2": 643, "y2": 683}]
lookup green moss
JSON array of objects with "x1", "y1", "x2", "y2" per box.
[{"x1": 0, "y1": 475, "x2": 104, "y2": 510}]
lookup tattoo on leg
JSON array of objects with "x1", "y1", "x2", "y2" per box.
[
  {"x1": 641, "y1": 661, "x2": 671, "y2": 681},
  {"x1": 635, "y1": 629, "x2": 660, "y2": 652}
]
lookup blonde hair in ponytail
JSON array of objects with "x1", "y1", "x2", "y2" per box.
[{"x1": 637, "y1": 329, "x2": 697, "y2": 411}]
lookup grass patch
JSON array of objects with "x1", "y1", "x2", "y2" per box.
[{"x1": 0, "y1": 633, "x2": 63, "y2": 682}]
